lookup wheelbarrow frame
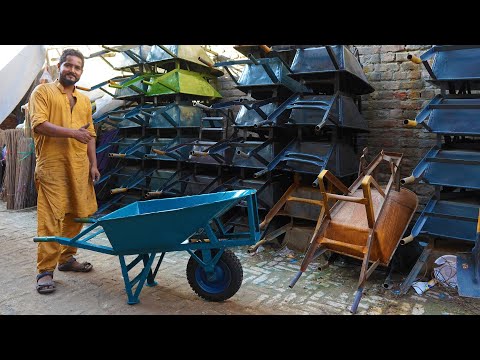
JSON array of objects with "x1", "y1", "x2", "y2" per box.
[{"x1": 34, "y1": 190, "x2": 260, "y2": 305}]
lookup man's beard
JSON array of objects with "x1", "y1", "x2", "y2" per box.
[{"x1": 59, "y1": 74, "x2": 78, "y2": 86}]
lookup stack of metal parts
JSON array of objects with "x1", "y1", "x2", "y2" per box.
[
  {"x1": 89, "y1": 45, "x2": 227, "y2": 213},
  {"x1": 90, "y1": 45, "x2": 374, "y2": 253},
  {"x1": 399, "y1": 45, "x2": 480, "y2": 298},
  {"x1": 207, "y1": 45, "x2": 374, "y2": 249}
]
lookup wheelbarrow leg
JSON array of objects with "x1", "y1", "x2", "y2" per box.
[
  {"x1": 350, "y1": 287, "x2": 364, "y2": 314},
  {"x1": 350, "y1": 231, "x2": 379, "y2": 314},
  {"x1": 119, "y1": 253, "x2": 157, "y2": 305},
  {"x1": 142, "y1": 253, "x2": 159, "y2": 287},
  {"x1": 289, "y1": 246, "x2": 328, "y2": 288}
]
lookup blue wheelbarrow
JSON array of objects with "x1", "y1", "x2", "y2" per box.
[{"x1": 34, "y1": 190, "x2": 260, "y2": 305}]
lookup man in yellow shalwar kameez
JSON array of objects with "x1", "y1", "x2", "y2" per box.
[{"x1": 29, "y1": 49, "x2": 100, "y2": 294}]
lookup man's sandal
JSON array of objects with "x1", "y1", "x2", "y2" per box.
[
  {"x1": 58, "y1": 257, "x2": 93, "y2": 272},
  {"x1": 36, "y1": 271, "x2": 56, "y2": 294}
]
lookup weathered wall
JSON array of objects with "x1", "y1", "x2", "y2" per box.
[{"x1": 358, "y1": 45, "x2": 436, "y2": 206}]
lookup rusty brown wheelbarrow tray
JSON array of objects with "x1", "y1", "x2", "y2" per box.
[{"x1": 288, "y1": 151, "x2": 418, "y2": 313}]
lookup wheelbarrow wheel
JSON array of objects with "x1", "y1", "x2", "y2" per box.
[{"x1": 187, "y1": 249, "x2": 243, "y2": 302}]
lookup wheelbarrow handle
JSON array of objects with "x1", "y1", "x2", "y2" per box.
[
  {"x1": 74, "y1": 218, "x2": 97, "y2": 223},
  {"x1": 34, "y1": 236, "x2": 57, "y2": 242}
]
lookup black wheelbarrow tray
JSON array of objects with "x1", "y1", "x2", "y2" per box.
[{"x1": 34, "y1": 190, "x2": 260, "y2": 305}]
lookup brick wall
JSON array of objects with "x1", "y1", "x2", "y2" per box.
[
  {"x1": 358, "y1": 45, "x2": 436, "y2": 206},
  {"x1": 207, "y1": 45, "x2": 437, "y2": 207}
]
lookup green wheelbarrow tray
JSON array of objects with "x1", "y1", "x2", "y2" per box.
[{"x1": 34, "y1": 190, "x2": 260, "y2": 305}]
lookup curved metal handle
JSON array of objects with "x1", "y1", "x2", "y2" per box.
[
  {"x1": 110, "y1": 187, "x2": 127, "y2": 195},
  {"x1": 152, "y1": 149, "x2": 166, "y2": 156},
  {"x1": 403, "y1": 119, "x2": 417, "y2": 127},
  {"x1": 407, "y1": 54, "x2": 422, "y2": 64},
  {"x1": 108, "y1": 153, "x2": 126, "y2": 158},
  {"x1": 198, "y1": 56, "x2": 213, "y2": 67},
  {"x1": 190, "y1": 150, "x2": 209, "y2": 157},
  {"x1": 259, "y1": 45, "x2": 272, "y2": 54},
  {"x1": 400, "y1": 234, "x2": 414, "y2": 245},
  {"x1": 400, "y1": 175, "x2": 416, "y2": 185},
  {"x1": 253, "y1": 169, "x2": 269, "y2": 178}
]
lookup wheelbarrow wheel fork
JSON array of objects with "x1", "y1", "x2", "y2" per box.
[{"x1": 186, "y1": 249, "x2": 243, "y2": 302}]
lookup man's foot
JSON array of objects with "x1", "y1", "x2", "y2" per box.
[
  {"x1": 36, "y1": 271, "x2": 56, "y2": 294},
  {"x1": 58, "y1": 257, "x2": 93, "y2": 272}
]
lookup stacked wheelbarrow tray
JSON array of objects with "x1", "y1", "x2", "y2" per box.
[
  {"x1": 88, "y1": 45, "x2": 228, "y2": 214},
  {"x1": 209, "y1": 45, "x2": 373, "y2": 250},
  {"x1": 400, "y1": 45, "x2": 480, "y2": 298}
]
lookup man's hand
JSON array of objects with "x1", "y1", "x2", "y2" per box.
[
  {"x1": 90, "y1": 166, "x2": 100, "y2": 183},
  {"x1": 72, "y1": 124, "x2": 92, "y2": 144}
]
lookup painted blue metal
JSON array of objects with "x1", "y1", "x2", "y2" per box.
[
  {"x1": 113, "y1": 75, "x2": 150, "y2": 100},
  {"x1": 146, "y1": 45, "x2": 224, "y2": 77},
  {"x1": 148, "y1": 103, "x2": 205, "y2": 128},
  {"x1": 231, "y1": 139, "x2": 277, "y2": 169},
  {"x1": 100, "y1": 45, "x2": 152, "y2": 71},
  {"x1": 99, "y1": 103, "x2": 206, "y2": 129},
  {"x1": 95, "y1": 166, "x2": 157, "y2": 214},
  {"x1": 104, "y1": 105, "x2": 151, "y2": 128},
  {"x1": 188, "y1": 138, "x2": 238, "y2": 166},
  {"x1": 457, "y1": 209, "x2": 480, "y2": 297},
  {"x1": 414, "y1": 95, "x2": 480, "y2": 135},
  {"x1": 108, "y1": 136, "x2": 155, "y2": 159},
  {"x1": 457, "y1": 251, "x2": 480, "y2": 298},
  {"x1": 234, "y1": 101, "x2": 278, "y2": 128},
  {"x1": 253, "y1": 139, "x2": 359, "y2": 178},
  {"x1": 457, "y1": 232, "x2": 480, "y2": 297},
  {"x1": 401, "y1": 45, "x2": 480, "y2": 297},
  {"x1": 194, "y1": 259, "x2": 230, "y2": 294},
  {"x1": 267, "y1": 92, "x2": 369, "y2": 131},
  {"x1": 212, "y1": 175, "x2": 287, "y2": 211},
  {"x1": 350, "y1": 287, "x2": 364, "y2": 314},
  {"x1": 34, "y1": 190, "x2": 260, "y2": 304},
  {"x1": 289, "y1": 46, "x2": 375, "y2": 95},
  {"x1": 149, "y1": 170, "x2": 223, "y2": 198},
  {"x1": 411, "y1": 199, "x2": 478, "y2": 243},
  {"x1": 143, "y1": 137, "x2": 197, "y2": 162},
  {"x1": 410, "y1": 146, "x2": 480, "y2": 189},
  {"x1": 108, "y1": 167, "x2": 155, "y2": 193},
  {"x1": 95, "y1": 45, "x2": 224, "y2": 77},
  {"x1": 215, "y1": 57, "x2": 311, "y2": 99},
  {"x1": 420, "y1": 45, "x2": 480, "y2": 83}
]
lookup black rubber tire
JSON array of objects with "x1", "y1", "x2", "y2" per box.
[{"x1": 186, "y1": 249, "x2": 243, "y2": 302}]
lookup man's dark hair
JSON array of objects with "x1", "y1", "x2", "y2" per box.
[{"x1": 58, "y1": 48, "x2": 85, "y2": 69}]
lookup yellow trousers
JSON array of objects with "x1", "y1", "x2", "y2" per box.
[{"x1": 37, "y1": 211, "x2": 83, "y2": 274}]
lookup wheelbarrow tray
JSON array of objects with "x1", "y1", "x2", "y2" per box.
[
  {"x1": 97, "y1": 190, "x2": 256, "y2": 255},
  {"x1": 324, "y1": 188, "x2": 418, "y2": 266},
  {"x1": 411, "y1": 146, "x2": 480, "y2": 190}
]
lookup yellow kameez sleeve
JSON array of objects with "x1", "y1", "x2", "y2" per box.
[{"x1": 29, "y1": 85, "x2": 49, "y2": 130}]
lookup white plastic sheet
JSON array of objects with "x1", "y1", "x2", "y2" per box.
[{"x1": 0, "y1": 45, "x2": 46, "y2": 124}]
